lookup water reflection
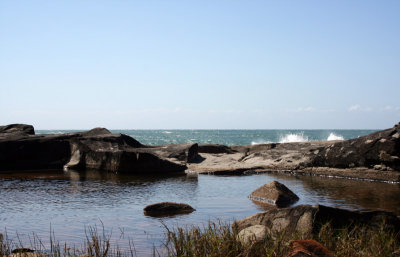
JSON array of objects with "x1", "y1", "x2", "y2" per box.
[
  {"x1": 298, "y1": 175, "x2": 400, "y2": 214},
  {"x1": 1, "y1": 170, "x2": 399, "y2": 256}
]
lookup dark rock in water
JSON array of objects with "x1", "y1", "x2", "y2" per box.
[
  {"x1": 312, "y1": 123, "x2": 400, "y2": 170},
  {"x1": 0, "y1": 124, "x2": 187, "y2": 174},
  {"x1": 234, "y1": 205, "x2": 400, "y2": 237},
  {"x1": 81, "y1": 127, "x2": 111, "y2": 136},
  {"x1": 12, "y1": 248, "x2": 35, "y2": 254},
  {"x1": 0, "y1": 124, "x2": 35, "y2": 136},
  {"x1": 288, "y1": 240, "x2": 334, "y2": 257},
  {"x1": 65, "y1": 143, "x2": 186, "y2": 173},
  {"x1": 144, "y1": 202, "x2": 195, "y2": 217},
  {"x1": 249, "y1": 181, "x2": 299, "y2": 208},
  {"x1": 0, "y1": 134, "x2": 72, "y2": 171},
  {"x1": 198, "y1": 144, "x2": 236, "y2": 154}
]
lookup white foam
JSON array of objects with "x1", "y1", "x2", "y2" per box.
[
  {"x1": 279, "y1": 133, "x2": 308, "y2": 143},
  {"x1": 327, "y1": 133, "x2": 344, "y2": 141},
  {"x1": 162, "y1": 131, "x2": 172, "y2": 134},
  {"x1": 251, "y1": 140, "x2": 272, "y2": 145}
]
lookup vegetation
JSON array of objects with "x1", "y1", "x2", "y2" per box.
[
  {"x1": 163, "y1": 221, "x2": 400, "y2": 257},
  {"x1": 1, "y1": 221, "x2": 399, "y2": 257}
]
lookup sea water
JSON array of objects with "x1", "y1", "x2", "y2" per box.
[{"x1": 37, "y1": 129, "x2": 376, "y2": 145}]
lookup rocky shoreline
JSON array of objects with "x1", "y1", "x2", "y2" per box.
[{"x1": 1, "y1": 122, "x2": 399, "y2": 182}]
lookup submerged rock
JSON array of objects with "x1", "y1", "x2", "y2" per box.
[
  {"x1": 143, "y1": 202, "x2": 195, "y2": 217},
  {"x1": 234, "y1": 204, "x2": 400, "y2": 238},
  {"x1": 11, "y1": 248, "x2": 34, "y2": 254},
  {"x1": 249, "y1": 181, "x2": 299, "y2": 208}
]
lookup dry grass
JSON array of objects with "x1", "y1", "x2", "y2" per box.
[
  {"x1": 162, "y1": 220, "x2": 400, "y2": 257},
  {"x1": 0, "y1": 224, "x2": 136, "y2": 257},
  {"x1": 1, "y1": 221, "x2": 399, "y2": 257}
]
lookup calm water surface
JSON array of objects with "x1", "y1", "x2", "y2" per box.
[{"x1": 1, "y1": 170, "x2": 400, "y2": 256}]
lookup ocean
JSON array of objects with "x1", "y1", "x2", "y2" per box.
[{"x1": 36, "y1": 129, "x2": 377, "y2": 145}]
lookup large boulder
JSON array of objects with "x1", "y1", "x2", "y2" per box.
[
  {"x1": 0, "y1": 134, "x2": 72, "y2": 170},
  {"x1": 0, "y1": 125, "x2": 187, "y2": 174},
  {"x1": 143, "y1": 202, "x2": 195, "y2": 217},
  {"x1": 65, "y1": 143, "x2": 186, "y2": 173},
  {"x1": 249, "y1": 181, "x2": 299, "y2": 208},
  {"x1": 312, "y1": 122, "x2": 400, "y2": 170},
  {"x1": 234, "y1": 205, "x2": 400, "y2": 238}
]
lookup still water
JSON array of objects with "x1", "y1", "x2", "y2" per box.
[{"x1": 1, "y1": 170, "x2": 400, "y2": 255}]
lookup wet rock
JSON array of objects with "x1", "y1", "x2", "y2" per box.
[
  {"x1": 249, "y1": 181, "x2": 299, "y2": 208},
  {"x1": 288, "y1": 240, "x2": 334, "y2": 257},
  {"x1": 144, "y1": 202, "x2": 195, "y2": 217},
  {"x1": 234, "y1": 205, "x2": 400, "y2": 237},
  {"x1": 9, "y1": 252, "x2": 43, "y2": 257},
  {"x1": 11, "y1": 248, "x2": 34, "y2": 254},
  {"x1": 237, "y1": 225, "x2": 269, "y2": 244}
]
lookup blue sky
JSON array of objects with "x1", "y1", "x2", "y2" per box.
[{"x1": 1, "y1": 1, "x2": 399, "y2": 129}]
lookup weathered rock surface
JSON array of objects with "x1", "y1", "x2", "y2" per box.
[
  {"x1": 312, "y1": 122, "x2": 400, "y2": 170},
  {"x1": 288, "y1": 240, "x2": 334, "y2": 257},
  {"x1": 143, "y1": 202, "x2": 195, "y2": 217},
  {"x1": 249, "y1": 181, "x2": 299, "y2": 208},
  {"x1": 0, "y1": 124, "x2": 35, "y2": 136},
  {"x1": 234, "y1": 205, "x2": 400, "y2": 237},
  {"x1": 0, "y1": 125, "x2": 195, "y2": 174},
  {"x1": 144, "y1": 143, "x2": 199, "y2": 163},
  {"x1": 236, "y1": 225, "x2": 269, "y2": 244},
  {"x1": 2, "y1": 122, "x2": 400, "y2": 180},
  {"x1": 188, "y1": 122, "x2": 400, "y2": 182},
  {"x1": 198, "y1": 144, "x2": 237, "y2": 154}
]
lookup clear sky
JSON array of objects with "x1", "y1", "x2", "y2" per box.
[{"x1": 1, "y1": 1, "x2": 399, "y2": 129}]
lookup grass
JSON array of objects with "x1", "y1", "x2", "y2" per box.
[
  {"x1": 162, "y1": 220, "x2": 400, "y2": 257},
  {"x1": 0, "y1": 224, "x2": 137, "y2": 257},
  {"x1": 1, "y1": 221, "x2": 399, "y2": 257}
]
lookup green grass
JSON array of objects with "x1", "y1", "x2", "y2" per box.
[{"x1": 1, "y1": 221, "x2": 399, "y2": 257}]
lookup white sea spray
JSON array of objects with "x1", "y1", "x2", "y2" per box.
[
  {"x1": 279, "y1": 132, "x2": 308, "y2": 143},
  {"x1": 327, "y1": 132, "x2": 344, "y2": 141}
]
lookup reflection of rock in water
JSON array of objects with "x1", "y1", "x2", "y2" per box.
[
  {"x1": 64, "y1": 169, "x2": 199, "y2": 201},
  {"x1": 299, "y1": 175, "x2": 400, "y2": 215}
]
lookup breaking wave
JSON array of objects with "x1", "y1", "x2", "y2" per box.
[
  {"x1": 327, "y1": 132, "x2": 344, "y2": 141},
  {"x1": 251, "y1": 140, "x2": 272, "y2": 145},
  {"x1": 279, "y1": 132, "x2": 309, "y2": 143}
]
